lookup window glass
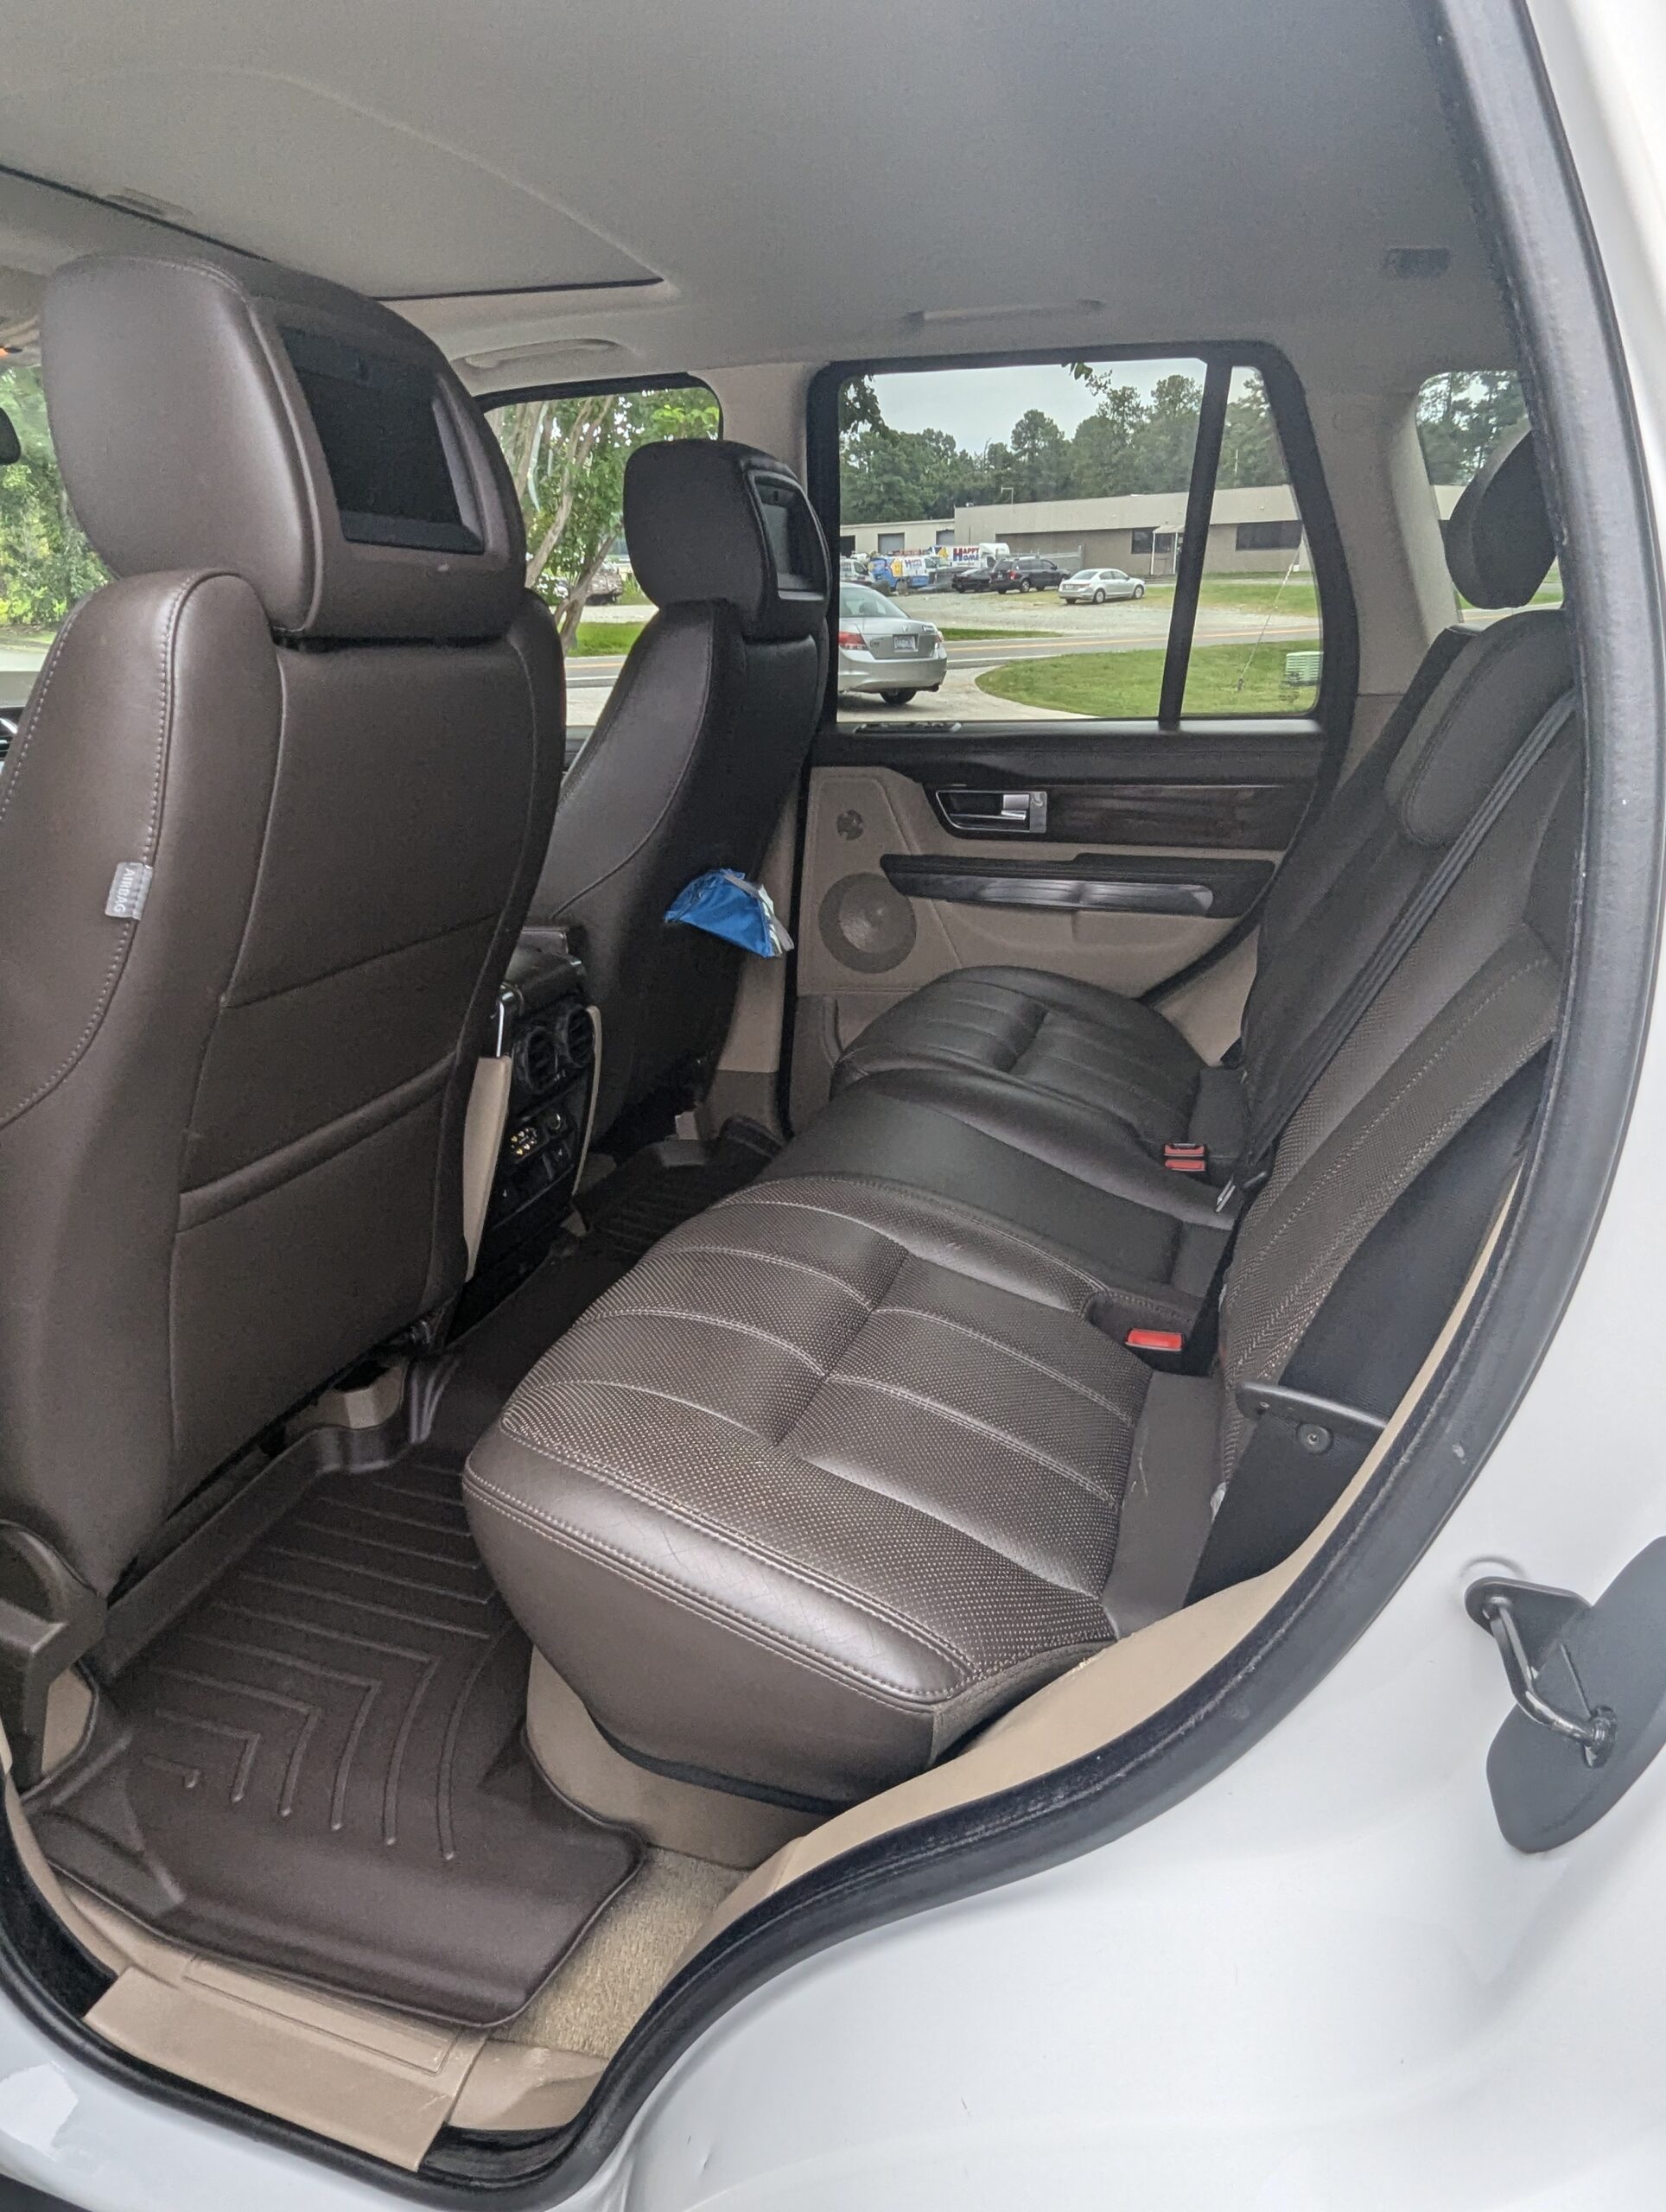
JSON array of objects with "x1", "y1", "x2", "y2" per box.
[
  {"x1": 488, "y1": 381, "x2": 720, "y2": 738},
  {"x1": 0, "y1": 360, "x2": 107, "y2": 729},
  {"x1": 1415, "y1": 370, "x2": 1559, "y2": 620},
  {"x1": 836, "y1": 359, "x2": 1205, "y2": 723},
  {"x1": 1180, "y1": 367, "x2": 1324, "y2": 717}
]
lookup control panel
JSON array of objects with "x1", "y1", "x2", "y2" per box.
[{"x1": 456, "y1": 948, "x2": 595, "y2": 1328}]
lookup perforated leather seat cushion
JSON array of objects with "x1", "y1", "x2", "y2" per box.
[
  {"x1": 467, "y1": 1175, "x2": 1151, "y2": 1805},
  {"x1": 832, "y1": 966, "x2": 1205, "y2": 1149}
]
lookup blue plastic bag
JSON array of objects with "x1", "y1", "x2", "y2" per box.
[{"x1": 665, "y1": 869, "x2": 794, "y2": 957}]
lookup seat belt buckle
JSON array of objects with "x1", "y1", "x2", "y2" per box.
[
  {"x1": 1125, "y1": 1326, "x2": 1187, "y2": 1370},
  {"x1": 1163, "y1": 1141, "x2": 1208, "y2": 1175}
]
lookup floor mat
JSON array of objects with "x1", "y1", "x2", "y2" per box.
[
  {"x1": 582, "y1": 1118, "x2": 780, "y2": 1267},
  {"x1": 29, "y1": 1454, "x2": 640, "y2": 2025}
]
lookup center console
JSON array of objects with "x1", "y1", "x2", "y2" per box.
[{"x1": 455, "y1": 946, "x2": 597, "y2": 1329}]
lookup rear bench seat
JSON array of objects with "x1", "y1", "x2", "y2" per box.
[
  {"x1": 463, "y1": 429, "x2": 1578, "y2": 1811},
  {"x1": 833, "y1": 427, "x2": 1559, "y2": 1170}
]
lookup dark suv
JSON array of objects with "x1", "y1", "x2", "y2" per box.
[{"x1": 989, "y1": 555, "x2": 1070, "y2": 594}]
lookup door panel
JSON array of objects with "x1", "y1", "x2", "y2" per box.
[{"x1": 792, "y1": 724, "x2": 1322, "y2": 1117}]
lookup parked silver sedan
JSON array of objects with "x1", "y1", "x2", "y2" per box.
[
  {"x1": 836, "y1": 583, "x2": 948, "y2": 702},
  {"x1": 1061, "y1": 565, "x2": 1147, "y2": 603}
]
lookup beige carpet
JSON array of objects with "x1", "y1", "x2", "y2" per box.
[{"x1": 496, "y1": 1848, "x2": 740, "y2": 2060}]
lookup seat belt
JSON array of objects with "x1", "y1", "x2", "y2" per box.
[
  {"x1": 1217, "y1": 688, "x2": 1576, "y2": 1216},
  {"x1": 1185, "y1": 1050, "x2": 1550, "y2": 1603}
]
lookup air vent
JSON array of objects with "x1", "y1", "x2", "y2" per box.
[
  {"x1": 518, "y1": 1024, "x2": 559, "y2": 1096},
  {"x1": 556, "y1": 1002, "x2": 595, "y2": 1071}
]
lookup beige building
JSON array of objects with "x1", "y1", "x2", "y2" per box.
[{"x1": 843, "y1": 483, "x2": 1466, "y2": 575}]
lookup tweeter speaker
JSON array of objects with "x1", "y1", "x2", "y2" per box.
[{"x1": 818, "y1": 872, "x2": 918, "y2": 974}]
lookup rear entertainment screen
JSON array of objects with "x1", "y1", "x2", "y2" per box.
[
  {"x1": 281, "y1": 327, "x2": 482, "y2": 555},
  {"x1": 755, "y1": 479, "x2": 816, "y2": 594}
]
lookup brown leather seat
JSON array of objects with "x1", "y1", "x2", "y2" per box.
[
  {"x1": 522, "y1": 438, "x2": 828, "y2": 1141},
  {"x1": 468, "y1": 724, "x2": 1577, "y2": 1806},
  {"x1": 465, "y1": 432, "x2": 1580, "y2": 1806},
  {"x1": 0, "y1": 248, "x2": 563, "y2": 1603}
]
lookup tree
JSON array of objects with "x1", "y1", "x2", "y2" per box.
[
  {"x1": 0, "y1": 365, "x2": 107, "y2": 633},
  {"x1": 1416, "y1": 371, "x2": 1525, "y2": 483},
  {"x1": 1218, "y1": 376, "x2": 1288, "y2": 488},
  {"x1": 1066, "y1": 385, "x2": 1144, "y2": 495},
  {"x1": 1135, "y1": 374, "x2": 1205, "y2": 493},
  {"x1": 493, "y1": 384, "x2": 720, "y2": 644},
  {"x1": 1008, "y1": 409, "x2": 1068, "y2": 501}
]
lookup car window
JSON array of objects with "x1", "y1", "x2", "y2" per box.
[
  {"x1": 835, "y1": 357, "x2": 1207, "y2": 722},
  {"x1": 0, "y1": 360, "x2": 108, "y2": 724},
  {"x1": 487, "y1": 379, "x2": 719, "y2": 742},
  {"x1": 1180, "y1": 365, "x2": 1325, "y2": 717},
  {"x1": 1415, "y1": 370, "x2": 1559, "y2": 620},
  {"x1": 840, "y1": 586, "x2": 896, "y2": 621}
]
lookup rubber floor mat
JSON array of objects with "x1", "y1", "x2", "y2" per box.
[
  {"x1": 583, "y1": 1118, "x2": 781, "y2": 1266},
  {"x1": 29, "y1": 1455, "x2": 640, "y2": 2024}
]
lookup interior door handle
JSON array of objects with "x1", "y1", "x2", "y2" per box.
[{"x1": 936, "y1": 786, "x2": 1050, "y2": 836}]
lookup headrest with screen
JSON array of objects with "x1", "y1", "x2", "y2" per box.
[
  {"x1": 41, "y1": 249, "x2": 525, "y2": 642},
  {"x1": 1443, "y1": 422, "x2": 1556, "y2": 611},
  {"x1": 625, "y1": 439, "x2": 829, "y2": 640}
]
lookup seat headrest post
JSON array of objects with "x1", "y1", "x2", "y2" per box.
[
  {"x1": 1443, "y1": 423, "x2": 1556, "y2": 611},
  {"x1": 624, "y1": 439, "x2": 829, "y2": 641},
  {"x1": 41, "y1": 249, "x2": 526, "y2": 643}
]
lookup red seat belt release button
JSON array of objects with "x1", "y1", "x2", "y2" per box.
[
  {"x1": 1164, "y1": 1141, "x2": 1208, "y2": 1173},
  {"x1": 1126, "y1": 1327, "x2": 1186, "y2": 1353}
]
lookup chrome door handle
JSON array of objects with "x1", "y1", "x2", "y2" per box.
[{"x1": 936, "y1": 787, "x2": 1050, "y2": 836}]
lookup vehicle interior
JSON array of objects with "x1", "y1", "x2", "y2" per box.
[{"x1": 0, "y1": 0, "x2": 1637, "y2": 2191}]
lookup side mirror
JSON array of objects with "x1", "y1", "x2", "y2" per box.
[{"x1": 0, "y1": 408, "x2": 18, "y2": 466}]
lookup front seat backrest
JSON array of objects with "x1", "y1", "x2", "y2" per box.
[
  {"x1": 525, "y1": 437, "x2": 828, "y2": 1139},
  {"x1": 0, "y1": 249, "x2": 563, "y2": 1597}
]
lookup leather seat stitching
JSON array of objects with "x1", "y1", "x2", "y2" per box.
[
  {"x1": 804, "y1": 1368, "x2": 1122, "y2": 1497},
  {"x1": 720, "y1": 1185, "x2": 1105, "y2": 1303},
  {"x1": 465, "y1": 1460, "x2": 981, "y2": 1682},
  {"x1": 1232, "y1": 951, "x2": 1552, "y2": 1297},
  {"x1": 518, "y1": 1375, "x2": 776, "y2": 1442},
  {"x1": 1237, "y1": 1002, "x2": 1553, "y2": 1374},
  {"x1": 723, "y1": 1180, "x2": 1198, "y2": 1321},
  {"x1": 667, "y1": 1241, "x2": 879, "y2": 1306},
  {"x1": 601, "y1": 1304, "x2": 829, "y2": 1370},
  {"x1": 0, "y1": 576, "x2": 193, "y2": 1129},
  {"x1": 872, "y1": 1304, "x2": 1144, "y2": 1417},
  {"x1": 468, "y1": 1485, "x2": 965, "y2": 1710}
]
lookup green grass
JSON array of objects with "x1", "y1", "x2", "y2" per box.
[
  {"x1": 976, "y1": 636, "x2": 1324, "y2": 717},
  {"x1": 935, "y1": 624, "x2": 1049, "y2": 641},
  {"x1": 566, "y1": 623, "x2": 642, "y2": 656},
  {"x1": 1140, "y1": 575, "x2": 1322, "y2": 622}
]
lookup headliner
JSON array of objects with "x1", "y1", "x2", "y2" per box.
[{"x1": 0, "y1": 0, "x2": 1510, "y2": 389}]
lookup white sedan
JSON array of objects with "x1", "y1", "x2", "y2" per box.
[{"x1": 1060, "y1": 565, "x2": 1147, "y2": 603}]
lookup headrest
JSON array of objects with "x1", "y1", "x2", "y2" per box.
[
  {"x1": 625, "y1": 439, "x2": 829, "y2": 641},
  {"x1": 41, "y1": 250, "x2": 525, "y2": 642},
  {"x1": 1386, "y1": 607, "x2": 1572, "y2": 846},
  {"x1": 1443, "y1": 423, "x2": 1555, "y2": 610}
]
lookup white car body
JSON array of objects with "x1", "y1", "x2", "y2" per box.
[
  {"x1": 3, "y1": 3, "x2": 1666, "y2": 2209},
  {"x1": 1060, "y1": 566, "x2": 1146, "y2": 602}
]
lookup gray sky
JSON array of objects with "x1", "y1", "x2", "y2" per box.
[{"x1": 872, "y1": 358, "x2": 1205, "y2": 453}]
